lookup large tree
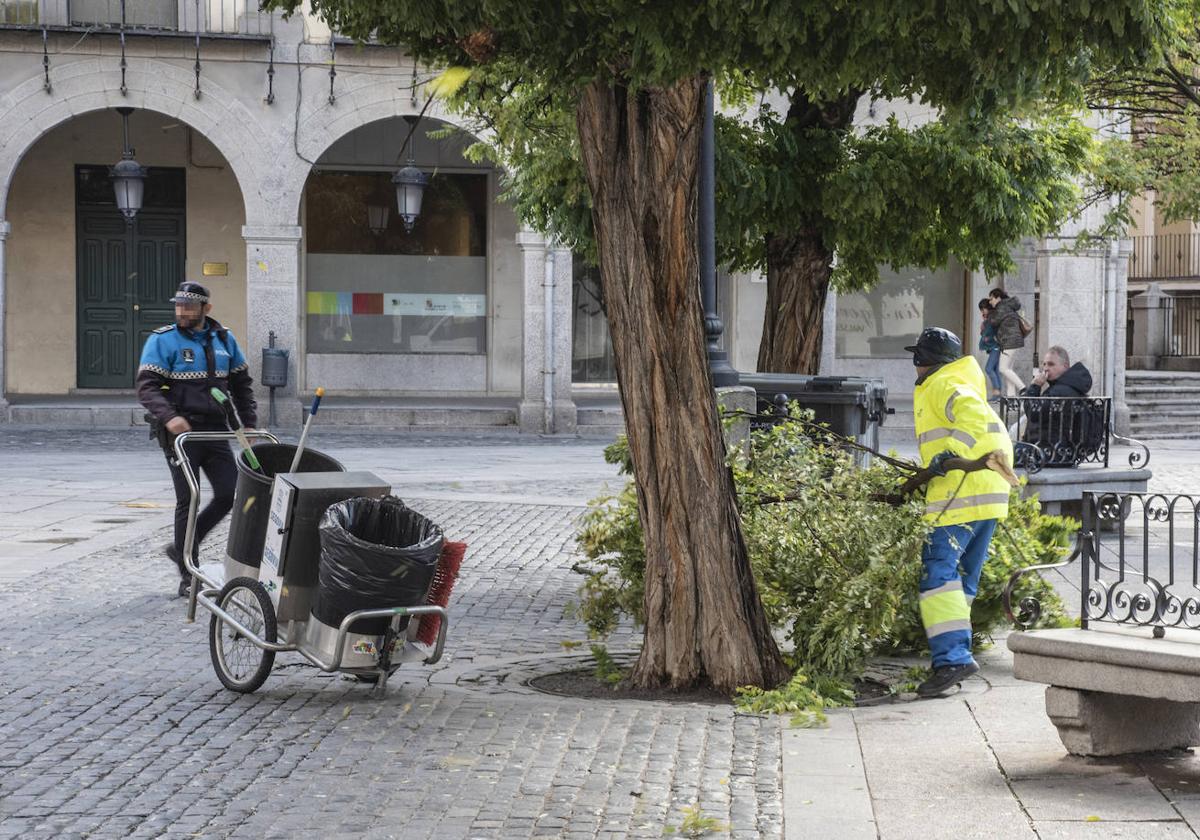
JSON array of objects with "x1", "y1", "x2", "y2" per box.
[{"x1": 271, "y1": 0, "x2": 1170, "y2": 693}]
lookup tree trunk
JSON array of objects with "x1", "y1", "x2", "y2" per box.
[
  {"x1": 756, "y1": 228, "x2": 832, "y2": 374},
  {"x1": 757, "y1": 89, "x2": 862, "y2": 374},
  {"x1": 576, "y1": 76, "x2": 788, "y2": 693}
]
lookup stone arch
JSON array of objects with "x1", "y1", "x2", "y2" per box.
[
  {"x1": 0, "y1": 56, "x2": 272, "y2": 222},
  {"x1": 279, "y1": 89, "x2": 493, "y2": 225}
]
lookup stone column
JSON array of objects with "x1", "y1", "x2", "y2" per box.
[
  {"x1": 1111, "y1": 239, "x2": 1133, "y2": 435},
  {"x1": 0, "y1": 220, "x2": 8, "y2": 417},
  {"x1": 550, "y1": 244, "x2": 578, "y2": 434},
  {"x1": 242, "y1": 224, "x2": 302, "y2": 428},
  {"x1": 1005, "y1": 238, "x2": 1038, "y2": 371},
  {"x1": 1128, "y1": 282, "x2": 1167, "y2": 370},
  {"x1": 516, "y1": 229, "x2": 548, "y2": 433},
  {"x1": 1039, "y1": 239, "x2": 1108, "y2": 387}
]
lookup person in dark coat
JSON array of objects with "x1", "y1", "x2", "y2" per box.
[
  {"x1": 978, "y1": 298, "x2": 1002, "y2": 400},
  {"x1": 986, "y1": 288, "x2": 1026, "y2": 396},
  {"x1": 1019, "y1": 346, "x2": 1094, "y2": 462}
]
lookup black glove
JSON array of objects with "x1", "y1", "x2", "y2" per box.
[{"x1": 927, "y1": 450, "x2": 956, "y2": 476}]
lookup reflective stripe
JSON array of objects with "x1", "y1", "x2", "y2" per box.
[
  {"x1": 987, "y1": 423, "x2": 1003, "y2": 435},
  {"x1": 924, "y1": 493, "x2": 1011, "y2": 517},
  {"x1": 920, "y1": 580, "x2": 963, "y2": 599},
  {"x1": 917, "y1": 428, "x2": 976, "y2": 448},
  {"x1": 919, "y1": 587, "x2": 969, "y2": 629},
  {"x1": 965, "y1": 594, "x2": 976, "y2": 606},
  {"x1": 925, "y1": 618, "x2": 973, "y2": 638},
  {"x1": 945, "y1": 393, "x2": 957, "y2": 423}
]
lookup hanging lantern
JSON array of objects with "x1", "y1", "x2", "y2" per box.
[
  {"x1": 366, "y1": 202, "x2": 390, "y2": 236},
  {"x1": 392, "y1": 164, "x2": 428, "y2": 233},
  {"x1": 110, "y1": 107, "x2": 146, "y2": 223}
]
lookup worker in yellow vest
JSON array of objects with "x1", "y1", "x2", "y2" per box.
[{"x1": 905, "y1": 327, "x2": 1014, "y2": 697}]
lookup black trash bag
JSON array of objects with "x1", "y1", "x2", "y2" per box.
[{"x1": 312, "y1": 496, "x2": 444, "y2": 635}]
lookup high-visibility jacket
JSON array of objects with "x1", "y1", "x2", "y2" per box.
[{"x1": 913, "y1": 355, "x2": 1013, "y2": 526}]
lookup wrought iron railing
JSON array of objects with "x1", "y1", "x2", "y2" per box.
[
  {"x1": 0, "y1": 0, "x2": 272, "y2": 35},
  {"x1": 998, "y1": 395, "x2": 1149, "y2": 472},
  {"x1": 1130, "y1": 233, "x2": 1200, "y2": 281},
  {"x1": 1164, "y1": 294, "x2": 1200, "y2": 357},
  {"x1": 1007, "y1": 492, "x2": 1200, "y2": 633}
]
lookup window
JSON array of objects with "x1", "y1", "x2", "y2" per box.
[
  {"x1": 70, "y1": 0, "x2": 178, "y2": 29},
  {"x1": 304, "y1": 171, "x2": 488, "y2": 355},
  {"x1": 835, "y1": 263, "x2": 965, "y2": 358},
  {"x1": 0, "y1": 1, "x2": 37, "y2": 24},
  {"x1": 571, "y1": 257, "x2": 616, "y2": 383}
]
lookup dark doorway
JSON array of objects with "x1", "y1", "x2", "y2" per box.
[{"x1": 75, "y1": 165, "x2": 185, "y2": 388}]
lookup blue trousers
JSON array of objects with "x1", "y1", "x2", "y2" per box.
[
  {"x1": 919, "y1": 519, "x2": 998, "y2": 668},
  {"x1": 984, "y1": 350, "x2": 1002, "y2": 394}
]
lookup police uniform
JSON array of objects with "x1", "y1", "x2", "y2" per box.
[
  {"x1": 137, "y1": 282, "x2": 257, "y2": 591},
  {"x1": 906, "y1": 328, "x2": 1013, "y2": 696}
]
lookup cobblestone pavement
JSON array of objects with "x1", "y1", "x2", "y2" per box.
[{"x1": 0, "y1": 488, "x2": 782, "y2": 839}]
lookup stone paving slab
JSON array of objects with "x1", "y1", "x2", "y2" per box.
[{"x1": 0, "y1": 494, "x2": 781, "y2": 840}]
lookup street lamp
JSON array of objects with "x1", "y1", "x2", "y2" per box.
[
  {"x1": 392, "y1": 112, "x2": 429, "y2": 233},
  {"x1": 366, "y1": 200, "x2": 390, "y2": 236},
  {"x1": 110, "y1": 106, "x2": 146, "y2": 224},
  {"x1": 392, "y1": 163, "x2": 428, "y2": 233}
]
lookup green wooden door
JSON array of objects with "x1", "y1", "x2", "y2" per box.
[{"x1": 75, "y1": 166, "x2": 185, "y2": 388}]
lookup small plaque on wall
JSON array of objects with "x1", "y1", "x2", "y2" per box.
[{"x1": 202, "y1": 262, "x2": 229, "y2": 277}]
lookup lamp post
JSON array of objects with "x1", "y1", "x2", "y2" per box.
[
  {"x1": 698, "y1": 79, "x2": 739, "y2": 386},
  {"x1": 110, "y1": 106, "x2": 146, "y2": 224}
]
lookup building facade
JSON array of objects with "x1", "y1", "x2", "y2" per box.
[{"x1": 0, "y1": 2, "x2": 1129, "y2": 435}]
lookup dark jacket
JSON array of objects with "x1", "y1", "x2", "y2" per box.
[
  {"x1": 979, "y1": 320, "x2": 1000, "y2": 353},
  {"x1": 136, "y1": 317, "x2": 257, "y2": 430},
  {"x1": 1019, "y1": 362, "x2": 1095, "y2": 459},
  {"x1": 1019, "y1": 362, "x2": 1093, "y2": 399},
  {"x1": 988, "y1": 297, "x2": 1025, "y2": 350}
]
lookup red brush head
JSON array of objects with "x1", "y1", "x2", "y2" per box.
[{"x1": 416, "y1": 541, "x2": 466, "y2": 647}]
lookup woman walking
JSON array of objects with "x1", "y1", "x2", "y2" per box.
[
  {"x1": 978, "y1": 298, "x2": 1002, "y2": 400},
  {"x1": 987, "y1": 288, "x2": 1026, "y2": 396}
]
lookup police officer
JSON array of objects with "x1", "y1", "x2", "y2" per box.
[
  {"x1": 137, "y1": 281, "x2": 257, "y2": 596},
  {"x1": 905, "y1": 327, "x2": 1013, "y2": 697}
]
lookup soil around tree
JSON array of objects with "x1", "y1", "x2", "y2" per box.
[{"x1": 527, "y1": 669, "x2": 904, "y2": 706}]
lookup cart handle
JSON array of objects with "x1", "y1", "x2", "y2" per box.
[
  {"x1": 195, "y1": 588, "x2": 297, "y2": 654},
  {"x1": 173, "y1": 430, "x2": 280, "y2": 622}
]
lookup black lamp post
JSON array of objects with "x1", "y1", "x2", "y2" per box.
[
  {"x1": 698, "y1": 79, "x2": 739, "y2": 387},
  {"x1": 110, "y1": 106, "x2": 146, "y2": 224}
]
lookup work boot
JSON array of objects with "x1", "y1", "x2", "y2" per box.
[
  {"x1": 177, "y1": 576, "x2": 192, "y2": 598},
  {"x1": 917, "y1": 662, "x2": 980, "y2": 698}
]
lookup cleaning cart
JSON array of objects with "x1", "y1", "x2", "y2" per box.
[{"x1": 173, "y1": 428, "x2": 459, "y2": 695}]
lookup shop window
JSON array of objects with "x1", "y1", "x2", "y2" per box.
[
  {"x1": 835, "y1": 263, "x2": 965, "y2": 358},
  {"x1": 572, "y1": 257, "x2": 616, "y2": 383},
  {"x1": 305, "y1": 171, "x2": 488, "y2": 355}
]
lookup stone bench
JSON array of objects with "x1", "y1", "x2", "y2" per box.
[
  {"x1": 1008, "y1": 627, "x2": 1200, "y2": 756},
  {"x1": 1021, "y1": 466, "x2": 1151, "y2": 518}
]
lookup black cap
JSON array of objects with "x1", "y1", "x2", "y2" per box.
[
  {"x1": 904, "y1": 327, "x2": 962, "y2": 366},
  {"x1": 170, "y1": 281, "x2": 210, "y2": 304}
]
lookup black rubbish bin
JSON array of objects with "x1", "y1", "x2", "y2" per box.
[
  {"x1": 226, "y1": 443, "x2": 345, "y2": 569},
  {"x1": 312, "y1": 497, "x2": 444, "y2": 635},
  {"x1": 740, "y1": 373, "x2": 890, "y2": 462}
]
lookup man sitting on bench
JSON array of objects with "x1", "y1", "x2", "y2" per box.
[{"x1": 1019, "y1": 346, "x2": 1095, "y2": 466}]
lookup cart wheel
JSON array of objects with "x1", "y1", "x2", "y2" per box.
[{"x1": 209, "y1": 576, "x2": 276, "y2": 693}]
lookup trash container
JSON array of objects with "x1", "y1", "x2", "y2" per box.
[
  {"x1": 312, "y1": 497, "x2": 444, "y2": 635},
  {"x1": 740, "y1": 373, "x2": 890, "y2": 462},
  {"x1": 225, "y1": 443, "x2": 345, "y2": 577}
]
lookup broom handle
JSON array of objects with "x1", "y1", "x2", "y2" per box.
[
  {"x1": 210, "y1": 387, "x2": 261, "y2": 472},
  {"x1": 288, "y1": 387, "x2": 324, "y2": 474}
]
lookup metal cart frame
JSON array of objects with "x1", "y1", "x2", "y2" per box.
[{"x1": 173, "y1": 431, "x2": 448, "y2": 694}]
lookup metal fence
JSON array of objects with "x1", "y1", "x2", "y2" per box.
[
  {"x1": 0, "y1": 0, "x2": 272, "y2": 35},
  {"x1": 1164, "y1": 294, "x2": 1200, "y2": 357},
  {"x1": 1130, "y1": 233, "x2": 1200, "y2": 281},
  {"x1": 998, "y1": 395, "x2": 1149, "y2": 472},
  {"x1": 1005, "y1": 491, "x2": 1195, "y2": 632}
]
